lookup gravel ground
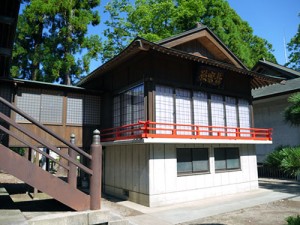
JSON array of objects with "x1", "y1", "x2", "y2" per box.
[{"x1": 178, "y1": 199, "x2": 300, "y2": 225}]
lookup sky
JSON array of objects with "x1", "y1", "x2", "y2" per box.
[
  {"x1": 19, "y1": 0, "x2": 300, "y2": 73},
  {"x1": 227, "y1": 0, "x2": 299, "y2": 66},
  {"x1": 87, "y1": 0, "x2": 299, "y2": 72}
]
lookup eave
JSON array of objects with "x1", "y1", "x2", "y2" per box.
[{"x1": 78, "y1": 38, "x2": 281, "y2": 89}]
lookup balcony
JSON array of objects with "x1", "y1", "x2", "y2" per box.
[{"x1": 100, "y1": 121, "x2": 272, "y2": 145}]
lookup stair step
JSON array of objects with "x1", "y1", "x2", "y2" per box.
[{"x1": 0, "y1": 145, "x2": 90, "y2": 211}]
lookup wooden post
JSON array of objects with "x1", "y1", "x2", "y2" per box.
[
  {"x1": 90, "y1": 129, "x2": 102, "y2": 210},
  {"x1": 33, "y1": 151, "x2": 39, "y2": 198},
  {"x1": 68, "y1": 134, "x2": 77, "y2": 188}
]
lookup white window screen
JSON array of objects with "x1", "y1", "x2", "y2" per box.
[
  {"x1": 67, "y1": 93, "x2": 83, "y2": 125},
  {"x1": 40, "y1": 90, "x2": 63, "y2": 124},
  {"x1": 175, "y1": 89, "x2": 192, "y2": 135},
  {"x1": 155, "y1": 85, "x2": 174, "y2": 134},
  {"x1": 193, "y1": 91, "x2": 209, "y2": 136},
  {"x1": 113, "y1": 96, "x2": 121, "y2": 127},
  {"x1": 238, "y1": 99, "x2": 251, "y2": 137},
  {"x1": 16, "y1": 88, "x2": 41, "y2": 122},
  {"x1": 84, "y1": 95, "x2": 101, "y2": 125},
  {"x1": 211, "y1": 94, "x2": 225, "y2": 136},
  {"x1": 225, "y1": 96, "x2": 237, "y2": 137}
]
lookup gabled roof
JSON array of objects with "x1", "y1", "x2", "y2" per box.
[
  {"x1": 252, "y1": 60, "x2": 300, "y2": 80},
  {"x1": 252, "y1": 77, "x2": 300, "y2": 100},
  {"x1": 78, "y1": 37, "x2": 280, "y2": 89},
  {"x1": 0, "y1": 0, "x2": 20, "y2": 78},
  {"x1": 157, "y1": 25, "x2": 247, "y2": 69}
]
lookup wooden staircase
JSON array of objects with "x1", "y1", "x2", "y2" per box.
[{"x1": 0, "y1": 97, "x2": 102, "y2": 211}]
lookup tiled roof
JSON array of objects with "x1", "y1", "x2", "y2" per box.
[
  {"x1": 252, "y1": 77, "x2": 300, "y2": 99},
  {"x1": 252, "y1": 60, "x2": 300, "y2": 79}
]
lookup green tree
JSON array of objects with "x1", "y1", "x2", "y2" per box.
[
  {"x1": 102, "y1": 0, "x2": 276, "y2": 68},
  {"x1": 286, "y1": 15, "x2": 300, "y2": 72},
  {"x1": 284, "y1": 92, "x2": 300, "y2": 126},
  {"x1": 12, "y1": 0, "x2": 102, "y2": 85}
]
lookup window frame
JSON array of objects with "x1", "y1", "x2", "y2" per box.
[
  {"x1": 177, "y1": 148, "x2": 210, "y2": 176},
  {"x1": 214, "y1": 147, "x2": 241, "y2": 171}
]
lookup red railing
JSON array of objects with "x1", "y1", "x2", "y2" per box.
[{"x1": 100, "y1": 120, "x2": 272, "y2": 142}]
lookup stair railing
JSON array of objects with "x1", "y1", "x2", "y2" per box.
[{"x1": 0, "y1": 96, "x2": 101, "y2": 210}]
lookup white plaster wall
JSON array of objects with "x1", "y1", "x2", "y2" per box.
[
  {"x1": 148, "y1": 143, "x2": 258, "y2": 207},
  {"x1": 104, "y1": 144, "x2": 150, "y2": 206},
  {"x1": 104, "y1": 143, "x2": 258, "y2": 207},
  {"x1": 254, "y1": 94, "x2": 300, "y2": 163}
]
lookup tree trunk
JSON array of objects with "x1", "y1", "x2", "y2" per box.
[{"x1": 32, "y1": 22, "x2": 43, "y2": 81}]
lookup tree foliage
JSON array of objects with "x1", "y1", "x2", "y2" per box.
[
  {"x1": 264, "y1": 145, "x2": 300, "y2": 177},
  {"x1": 12, "y1": 0, "x2": 102, "y2": 85},
  {"x1": 284, "y1": 92, "x2": 300, "y2": 126},
  {"x1": 286, "y1": 14, "x2": 300, "y2": 72},
  {"x1": 102, "y1": 0, "x2": 276, "y2": 68}
]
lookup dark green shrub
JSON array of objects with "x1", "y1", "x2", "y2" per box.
[
  {"x1": 286, "y1": 215, "x2": 300, "y2": 225},
  {"x1": 11, "y1": 147, "x2": 26, "y2": 156},
  {"x1": 264, "y1": 145, "x2": 289, "y2": 168},
  {"x1": 264, "y1": 145, "x2": 300, "y2": 177},
  {"x1": 281, "y1": 146, "x2": 300, "y2": 176}
]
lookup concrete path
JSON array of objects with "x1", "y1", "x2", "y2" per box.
[
  {"x1": 1, "y1": 179, "x2": 299, "y2": 225},
  {"x1": 121, "y1": 179, "x2": 300, "y2": 225}
]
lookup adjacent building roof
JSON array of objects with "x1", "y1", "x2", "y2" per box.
[
  {"x1": 0, "y1": 0, "x2": 20, "y2": 78},
  {"x1": 78, "y1": 36, "x2": 280, "y2": 89},
  {"x1": 252, "y1": 60, "x2": 300, "y2": 80},
  {"x1": 0, "y1": 77, "x2": 102, "y2": 94},
  {"x1": 252, "y1": 77, "x2": 300, "y2": 100}
]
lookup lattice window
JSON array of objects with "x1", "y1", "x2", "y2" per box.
[
  {"x1": 211, "y1": 94, "x2": 225, "y2": 136},
  {"x1": 121, "y1": 90, "x2": 132, "y2": 126},
  {"x1": 67, "y1": 93, "x2": 83, "y2": 125},
  {"x1": 225, "y1": 96, "x2": 237, "y2": 137},
  {"x1": 40, "y1": 90, "x2": 63, "y2": 124},
  {"x1": 16, "y1": 88, "x2": 41, "y2": 122},
  {"x1": 193, "y1": 91, "x2": 209, "y2": 135},
  {"x1": 175, "y1": 89, "x2": 192, "y2": 135},
  {"x1": 155, "y1": 85, "x2": 174, "y2": 134},
  {"x1": 132, "y1": 85, "x2": 144, "y2": 123},
  {"x1": 84, "y1": 95, "x2": 101, "y2": 125},
  {"x1": 113, "y1": 96, "x2": 121, "y2": 127},
  {"x1": 113, "y1": 84, "x2": 144, "y2": 128},
  {"x1": 238, "y1": 99, "x2": 250, "y2": 137}
]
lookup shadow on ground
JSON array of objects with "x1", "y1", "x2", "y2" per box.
[
  {"x1": 0, "y1": 183, "x2": 73, "y2": 212},
  {"x1": 188, "y1": 224, "x2": 225, "y2": 225},
  {"x1": 259, "y1": 179, "x2": 300, "y2": 196}
]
